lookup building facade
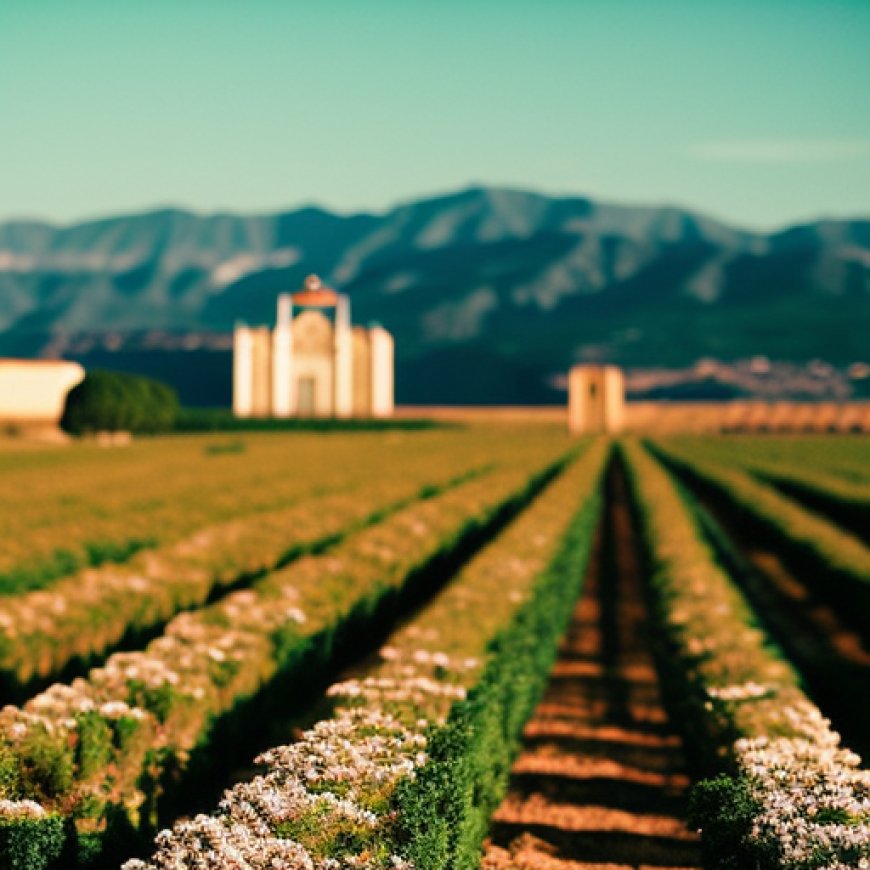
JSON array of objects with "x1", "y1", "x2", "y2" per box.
[
  {"x1": 233, "y1": 275, "x2": 394, "y2": 419},
  {"x1": 568, "y1": 364, "x2": 625, "y2": 434},
  {"x1": 0, "y1": 359, "x2": 85, "y2": 433}
]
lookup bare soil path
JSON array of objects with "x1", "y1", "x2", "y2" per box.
[{"x1": 482, "y1": 467, "x2": 701, "y2": 870}]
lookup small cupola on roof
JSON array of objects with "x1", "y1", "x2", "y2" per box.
[
  {"x1": 233, "y1": 275, "x2": 394, "y2": 420},
  {"x1": 292, "y1": 274, "x2": 341, "y2": 308}
]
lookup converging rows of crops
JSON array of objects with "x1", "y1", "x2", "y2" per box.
[
  {"x1": 1, "y1": 428, "x2": 868, "y2": 869},
  {"x1": 639, "y1": 435, "x2": 870, "y2": 869},
  {"x1": 0, "y1": 429, "x2": 546, "y2": 594}
]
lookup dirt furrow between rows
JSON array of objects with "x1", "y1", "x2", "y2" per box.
[{"x1": 482, "y1": 467, "x2": 701, "y2": 870}]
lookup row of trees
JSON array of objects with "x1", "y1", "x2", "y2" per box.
[{"x1": 60, "y1": 370, "x2": 179, "y2": 435}]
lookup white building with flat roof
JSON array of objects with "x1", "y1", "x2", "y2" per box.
[
  {"x1": 233, "y1": 275, "x2": 394, "y2": 419},
  {"x1": 0, "y1": 359, "x2": 85, "y2": 432}
]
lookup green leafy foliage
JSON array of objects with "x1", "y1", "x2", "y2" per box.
[
  {"x1": 623, "y1": 439, "x2": 870, "y2": 869},
  {"x1": 60, "y1": 369, "x2": 179, "y2": 435},
  {"x1": 688, "y1": 774, "x2": 759, "y2": 870},
  {"x1": 394, "y1": 474, "x2": 602, "y2": 868},
  {"x1": 0, "y1": 815, "x2": 65, "y2": 870}
]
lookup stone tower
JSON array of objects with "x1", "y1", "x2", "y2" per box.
[{"x1": 568, "y1": 365, "x2": 625, "y2": 434}]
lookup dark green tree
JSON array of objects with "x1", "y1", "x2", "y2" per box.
[{"x1": 60, "y1": 370, "x2": 179, "y2": 435}]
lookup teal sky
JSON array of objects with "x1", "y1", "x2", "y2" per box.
[{"x1": 2, "y1": 1, "x2": 869, "y2": 230}]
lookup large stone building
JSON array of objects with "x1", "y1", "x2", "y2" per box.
[
  {"x1": 0, "y1": 359, "x2": 85, "y2": 434},
  {"x1": 233, "y1": 275, "x2": 394, "y2": 419},
  {"x1": 568, "y1": 364, "x2": 625, "y2": 434}
]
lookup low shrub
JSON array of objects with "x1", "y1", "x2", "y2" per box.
[{"x1": 0, "y1": 804, "x2": 64, "y2": 870}]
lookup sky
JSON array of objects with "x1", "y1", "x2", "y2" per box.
[{"x1": 1, "y1": 0, "x2": 869, "y2": 230}]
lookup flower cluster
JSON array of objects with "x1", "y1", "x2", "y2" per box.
[
  {"x1": 0, "y1": 799, "x2": 47, "y2": 819},
  {"x1": 706, "y1": 681, "x2": 774, "y2": 702},
  {"x1": 735, "y1": 702, "x2": 870, "y2": 868},
  {"x1": 0, "y1": 484, "x2": 411, "y2": 688},
  {"x1": 123, "y1": 678, "x2": 438, "y2": 868}
]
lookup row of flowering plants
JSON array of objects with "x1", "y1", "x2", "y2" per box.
[
  {"x1": 621, "y1": 440, "x2": 870, "y2": 869},
  {"x1": 0, "y1": 459, "x2": 485, "y2": 695},
  {"x1": 650, "y1": 439, "x2": 870, "y2": 642},
  {"x1": 725, "y1": 456, "x2": 870, "y2": 546},
  {"x1": 753, "y1": 468, "x2": 870, "y2": 545},
  {"x1": 0, "y1": 431, "x2": 427, "y2": 594},
  {"x1": 0, "y1": 427, "x2": 543, "y2": 596},
  {"x1": 0, "y1": 439, "x2": 572, "y2": 868},
  {"x1": 654, "y1": 435, "x2": 870, "y2": 486},
  {"x1": 654, "y1": 436, "x2": 870, "y2": 533},
  {"x1": 125, "y1": 437, "x2": 609, "y2": 870}
]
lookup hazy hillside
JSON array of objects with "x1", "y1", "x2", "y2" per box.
[{"x1": 1, "y1": 187, "x2": 868, "y2": 404}]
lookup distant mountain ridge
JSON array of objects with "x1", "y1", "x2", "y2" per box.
[{"x1": 1, "y1": 187, "x2": 868, "y2": 404}]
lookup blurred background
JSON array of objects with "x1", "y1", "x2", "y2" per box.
[{"x1": 0, "y1": 0, "x2": 868, "y2": 410}]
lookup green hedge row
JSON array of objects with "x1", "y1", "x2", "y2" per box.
[
  {"x1": 174, "y1": 407, "x2": 444, "y2": 432},
  {"x1": 394, "y1": 450, "x2": 605, "y2": 868}
]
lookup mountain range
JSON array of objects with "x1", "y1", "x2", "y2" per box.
[{"x1": 1, "y1": 187, "x2": 868, "y2": 405}]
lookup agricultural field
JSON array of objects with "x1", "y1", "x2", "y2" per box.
[{"x1": 1, "y1": 427, "x2": 869, "y2": 869}]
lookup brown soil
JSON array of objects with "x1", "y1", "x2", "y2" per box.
[{"x1": 482, "y1": 468, "x2": 701, "y2": 869}]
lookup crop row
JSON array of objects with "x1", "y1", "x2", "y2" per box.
[
  {"x1": 0, "y1": 434, "x2": 366, "y2": 592},
  {"x1": 0, "y1": 438, "x2": 573, "y2": 868},
  {"x1": 658, "y1": 435, "x2": 870, "y2": 484},
  {"x1": 125, "y1": 438, "x2": 609, "y2": 870},
  {"x1": 0, "y1": 428, "x2": 558, "y2": 594},
  {"x1": 719, "y1": 459, "x2": 870, "y2": 547},
  {"x1": 621, "y1": 440, "x2": 870, "y2": 869},
  {"x1": 749, "y1": 467, "x2": 870, "y2": 546},
  {"x1": 650, "y1": 440, "x2": 870, "y2": 644},
  {"x1": 0, "y1": 462, "x2": 483, "y2": 695},
  {"x1": 657, "y1": 436, "x2": 870, "y2": 543}
]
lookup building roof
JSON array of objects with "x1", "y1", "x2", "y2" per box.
[
  {"x1": 292, "y1": 274, "x2": 341, "y2": 308},
  {"x1": 0, "y1": 358, "x2": 84, "y2": 369}
]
